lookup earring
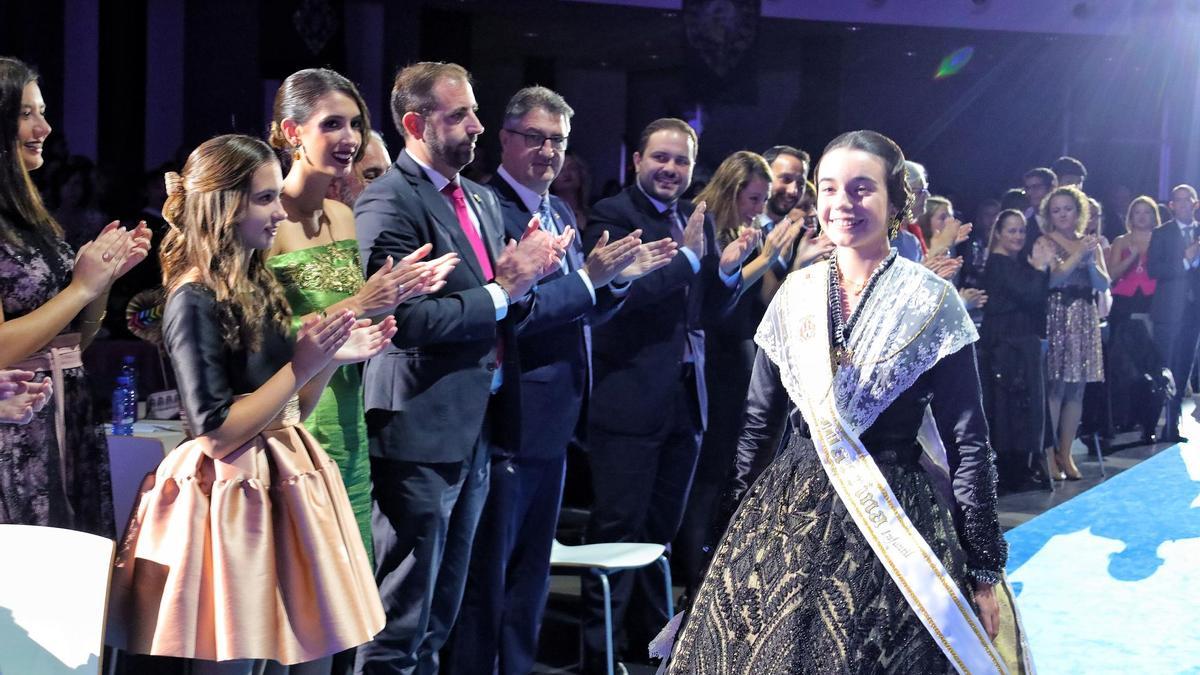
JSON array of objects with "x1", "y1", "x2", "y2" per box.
[{"x1": 293, "y1": 145, "x2": 303, "y2": 162}]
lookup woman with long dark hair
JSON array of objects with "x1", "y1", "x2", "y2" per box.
[
  {"x1": 264, "y1": 68, "x2": 454, "y2": 567},
  {"x1": 661, "y1": 131, "x2": 1031, "y2": 674},
  {"x1": 0, "y1": 56, "x2": 150, "y2": 536},
  {"x1": 980, "y1": 209, "x2": 1054, "y2": 492}
]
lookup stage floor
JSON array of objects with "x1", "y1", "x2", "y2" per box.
[{"x1": 1005, "y1": 403, "x2": 1200, "y2": 674}]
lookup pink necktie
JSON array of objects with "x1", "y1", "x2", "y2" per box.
[{"x1": 443, "y1": 182, "x2": 493, "y2": 280}]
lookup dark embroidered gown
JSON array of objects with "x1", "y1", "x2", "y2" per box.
[
  {"x1": 666, "y1": 344, "x2": 1008, "y2": 674},
  {"x1": 0, "y1": 227, "x2": 114, "y2": 537}
]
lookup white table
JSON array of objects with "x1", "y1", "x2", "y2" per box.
[{"x1": 106, "y1": 420, "x2": 186, "y2": 530}]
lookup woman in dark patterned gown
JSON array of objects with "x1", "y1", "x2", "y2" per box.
[
  {"x1": 0, "y1": 57, "x2": 150, "y2": 537},
  {"x1": 662, "y1": 131, "x2": 1032, "y2": 674}
]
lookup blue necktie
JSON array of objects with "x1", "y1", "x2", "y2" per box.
[{"x1": 539, "y1": 197, "x2": 569, "y2": 272}]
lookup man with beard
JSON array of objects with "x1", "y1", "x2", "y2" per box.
[
  {"x1": 759, "y1": 145, "x2": 808, "y2": 228},
  {"x1": 578, "y1": 118, "x2": 754, "y2": 674},
  {"x1": 354, "y1": 62, "x2": 566, "y2": 675}
]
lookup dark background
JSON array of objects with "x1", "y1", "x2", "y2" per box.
[{"x1": 3, "y1": 0, "x2": 1198, "y2": 225}]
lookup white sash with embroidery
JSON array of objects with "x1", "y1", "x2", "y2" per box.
[{"x1": 756, "y1": 257, "x2": 1007, "y2": 675}]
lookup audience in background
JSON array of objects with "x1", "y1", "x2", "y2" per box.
[
  {"x1": 5, "y1": 47, "x2": 1200, "y2": 674},
  {"x1": 550, "y1": 150, "x2": 592, "y2": 232}
]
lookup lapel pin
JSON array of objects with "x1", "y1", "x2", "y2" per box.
[{"x1": 471, "y1": 192, "x2": 482, "y2": 204}]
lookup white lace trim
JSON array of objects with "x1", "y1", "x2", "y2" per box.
[{"x1": 755, "y1": 257, "x2": 977, "y2": 436}]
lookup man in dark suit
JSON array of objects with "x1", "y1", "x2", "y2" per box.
[
  {"x1": 353, "y1": 62, "x2": 566, "y2": 675},
  {"x1": 1147, "y1": 183, "x2": 1200, "y2": 442},
  {"x1": 579, "y1": 118, "x2": 755, "y2": 673},
  {"x1": 443, "y1": 86, "x2": 674, "y2": 675},
  {"x1": 1022, "y1": 167, "x2": 1058, "y2": 257}
]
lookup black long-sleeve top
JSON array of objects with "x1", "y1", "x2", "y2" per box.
[
  {"x1": 729, "y1": 343, "x2": 1007, "y2": 583},
  {"x1": 980, "y1": 253, "x2": 1049, "y2": 345}
]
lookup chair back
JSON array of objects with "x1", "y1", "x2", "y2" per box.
[{"x1": 0, "y1": 524, "x2": 115, "y2": 675}]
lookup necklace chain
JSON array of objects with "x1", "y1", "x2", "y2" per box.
[{"x1": 829, "y1": 249, "x2": 898, "y2": 368}]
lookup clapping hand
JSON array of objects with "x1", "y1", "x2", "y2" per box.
[
  {"x1": 719, "y1": 228, "x2": 760, "y2": 276},
  {"x1": 760, "y1": 218, "x2": 802, "y2": 262},
  {"x1": 682, "y1": 201, "x2": 707, "y2": 254},
  {"x1": 334, "y1": 316, "x2": 398, "y2": 365},
  {"x1": 923, "y1": 253, "x2": 963, "y2": 280},
  {"x1": 614, "y1": 238, "x2": 678, "y2": 284},
  {"x1": 0, "y1": 369, "x2": 34, "y2": 400},
  {"x1": 1028, "y1": 238, "x2": 1055, "y2": 271},
  {"x1": 0, "y1": 375, "x2": 51, "y2": 425},
  {"x1": 929, "y1": 219, "x2": 972, "y2": 257},
  {"x1": 793, "y1": 227, "x2": 835, "y2": 269},
  {"x1": 415, "y1": 251, "x2": 460, "y2": 294},
  {"x1": 71, "y1": 225, "x2": 137, "y2": 299},
  {"x1": 356, "y1": 246, "x2": 435, "y2": 314},
  {"x1": 1187, "y1": 238, "x2": 1200, "y2": 264},
  {"x1": 584, "y1": 229, "x2": 643, "y2": 287},
  {"x1": 960, "y1": 287, "x2": 988, "y2": 310},
  {"x1": 115, "y1": 220, "x2": 153, "y2": 279},
  {"x1": 293, "y1": 309, "x2": 356, "y2": 380},
  {"x1": 495, "y1": 222, "x2": 563, "y2": 300}
]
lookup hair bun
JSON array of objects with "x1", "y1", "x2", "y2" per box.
[{"x1": 164, "y1": 171, "x2": 185, "y2": 197}]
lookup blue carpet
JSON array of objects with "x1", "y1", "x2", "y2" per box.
[{"x1": 1005, "y1": 444, "x2": 1200, "y2": 674}]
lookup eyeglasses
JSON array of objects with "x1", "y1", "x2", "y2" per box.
[{"x1": 504, "y1": 128, "x2": 568, "y2": 150}]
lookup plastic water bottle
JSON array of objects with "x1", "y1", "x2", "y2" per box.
[
  {"x1": 120, "y1": 355, "x2": 139, "y2": 418},
  {"x1": 111, "y1": 375, "x2": 135, "y2": 436}
]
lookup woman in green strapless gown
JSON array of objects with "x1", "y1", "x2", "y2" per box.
[
  {"x1": 267, "y1": 240, "x2": 374, "y2": 561},
  {"x1": 264, "y1": 70, "x2": 454, "y2": 579}
]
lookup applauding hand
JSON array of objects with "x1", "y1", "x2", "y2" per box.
[
  {"x1": 0, "y1": 369, "x2": 34, "y2": 400},
  {"x1": 614, "y1": 238, "x2": 678, "y2": 284},
  {"x1": 0, "y1": 376, "x2": 51, "y2": 425},
  {"x1": 682, "y1": 201, "x2": 707, "y2": 254},
  {"x1": 334, "y1": 316, "x2": 398, "y2": 365},
  {"x1": 292, "y1": 310, "x2": 356, "y2": 380},
  {"x1": 719, "y1": 228, "x2": 760, "y2": 276},
  {"x1": 584, "y1": 230, "x2": 642, "y2": 287}
]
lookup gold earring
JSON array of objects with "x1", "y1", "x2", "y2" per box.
[{"x1": 293, "y1": 145, "x2": 302, "y2": 162}]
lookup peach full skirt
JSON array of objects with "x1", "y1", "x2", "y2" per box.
[{"x1": 107, "y1": 409, "x2": 384, "y2": 664}]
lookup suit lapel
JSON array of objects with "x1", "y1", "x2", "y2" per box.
[
  {"x1": 628, "y1": 185, "x2": 675, "y2": 243},
  {"x1": 398, "y1": 152, "x2": 486, "y2": 284},
  {"x1": 550, "y1": 195, "x2": 584, "y2": 272},
  {"x1": 462, "y1": 180, "x2": 503, "y2": 275}
]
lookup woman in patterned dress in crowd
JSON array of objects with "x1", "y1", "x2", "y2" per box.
[
  {"x1": 0, "y1": 56, "x2": 150, "y2": 536},
  {"x1": 1034, "y1": 185, "x2": 1108, "y2": 480}
]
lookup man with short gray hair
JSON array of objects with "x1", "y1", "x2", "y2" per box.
[{"x1": 443, "y1": 85, "x2": 671, "y2": 675}]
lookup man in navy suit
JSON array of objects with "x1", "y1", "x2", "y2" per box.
[
  {"x1": 443, "y1": 85, "x2": 675, "y2": 675},
  {"x1": 579, "y1": 118, "x2": 756, "y2": 673},
  {"x1": 1147, "y1": 183, "x2": 1200, "y2": 442},
  {"x1": 353, "y1": 62, "x2": 567, "y2": 675},
  {"x1": 1022, "y1": 167, "x2": 1058, "y2": 257}
]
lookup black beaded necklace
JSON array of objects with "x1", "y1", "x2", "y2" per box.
[{"x1": 828, "y1": 248, "x2": 898, "y2": 369}]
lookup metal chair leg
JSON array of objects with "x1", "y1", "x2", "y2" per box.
[
  {"x1": 1092, "y1": 432, "x2": 1107, "y2": 478},
  {"x1": 658, "y1": 555, "x2": 674, "y2": 618},
  {"x1": 599, "y1": 570, "x2": 614, "y2": 675}
]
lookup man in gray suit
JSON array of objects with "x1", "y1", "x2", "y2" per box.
[{"x1": 353, "y1": 61, "x2": 565, "y2": 675}]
